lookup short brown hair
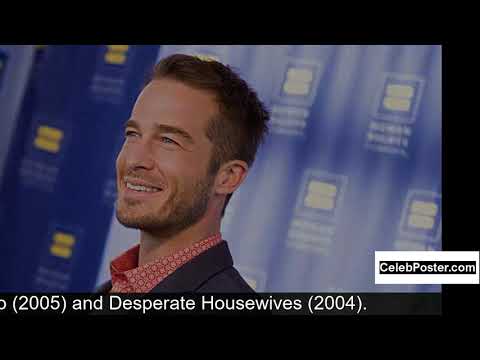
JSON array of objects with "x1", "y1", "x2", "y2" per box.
[{"x1": 150, "y1": 53, "x2": 270, "y2": 216}]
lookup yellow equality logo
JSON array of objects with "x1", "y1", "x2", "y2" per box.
[
  {"x1": 383, "y1": 83, "x2": 415, "y2": 112},
  {"x1": 34, "y1": 126, "x2": 64, "y2": 153},
  {"x1": 283, "y1": 67, "x2": 314, "y2": 96},
  {"x1": 50, "y1": 232, "x2": 76, "y2": 259},
  {"x1": 407, "y1": 200, "x2": 438, "y2": 230},
  {"x1": 105, "y1": 45, "x2": 129, "y2": 65},
  {"x1": 304, "y1": 180, "x2": 337, "y2": 211}
]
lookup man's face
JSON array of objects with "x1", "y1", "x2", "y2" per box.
[{"x1": 115, "y1": 78, "x2": 218, "y2": 236}]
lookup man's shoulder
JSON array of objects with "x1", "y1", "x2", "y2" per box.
[{"x1": 195, "y1": 266, "x2": 256, "y2": 293}]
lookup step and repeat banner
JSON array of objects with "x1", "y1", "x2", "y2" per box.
[{"x1": 0, "y1": 45, "x2": 441, "y2": 293}]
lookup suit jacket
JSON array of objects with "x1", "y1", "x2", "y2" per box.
[{"x1": 95, "y1": 241, "x2": 255, "y2": 293}]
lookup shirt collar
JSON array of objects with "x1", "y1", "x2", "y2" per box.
[{"x1": 109, "y1": 233, "x2": 223, "y2": 293}]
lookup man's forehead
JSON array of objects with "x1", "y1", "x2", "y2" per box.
[
  {"x1": 129, "y1": 80, "x2": 219, "y2": 146},
  {"x1": 132, "y1": 79, "x2": 218, "y2": 127}
]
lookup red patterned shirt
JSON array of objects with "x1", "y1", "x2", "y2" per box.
[{"x1": 110, "y1": 233, "x2": 223, "y2": 293}]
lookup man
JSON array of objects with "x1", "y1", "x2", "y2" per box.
[{"x1": 96, "y1": 54, "x2": 269, "y2": 293}]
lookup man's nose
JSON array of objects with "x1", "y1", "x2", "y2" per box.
[{"x1": 125, "y1": 141, "x2": 155, "y2": 171}]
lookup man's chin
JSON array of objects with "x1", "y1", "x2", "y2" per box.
[
  {"x1": 116, "y1": 213, "x2": 139, "y2": 229},
  {"x1": 116, "y1": 208, "x2": 160, "y2": 230}
]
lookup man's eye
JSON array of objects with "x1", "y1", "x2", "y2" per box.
[
  {"x1": 125, "y1": 130, "x2": 139, "y2": 138},
  {"x1": 160, "y1": 137, "x2": 177, "y2": 145}
]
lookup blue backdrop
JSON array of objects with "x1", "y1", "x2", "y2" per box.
[{"x1": 0, "y1": 45, "x2": 441, "y2": 293}]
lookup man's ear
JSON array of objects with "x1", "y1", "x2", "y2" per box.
[{"x1": 214, "y1": 160, "x2": 249, "y2": 196}]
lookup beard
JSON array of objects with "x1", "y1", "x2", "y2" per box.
[{"x1": 115, "y1": 173, "x2": 214, "y2": 238}]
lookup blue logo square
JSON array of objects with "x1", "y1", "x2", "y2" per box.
[
  {"x1": 399, "y1": 190, "x2": 442, "y2": 241},
  {"x1": 373, "y1": 73, "x2": 425, "y2": 124},
  {"x1": 275, "y1": 58, "x2": 324, "y2": 107},
  {"x1": 295, "y1": 169, "x2": 348, "y2": 223}
]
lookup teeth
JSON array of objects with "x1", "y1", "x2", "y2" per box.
[{"x1": 126, "y1": 182, "x2": 160, "y2": 193}]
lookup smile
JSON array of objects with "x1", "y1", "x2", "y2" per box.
[
  {"x1": 125, "y1": 182, "x2": 162, "y2": 193},
  {"x1": 123, "y1": 176, "x2": 164, "y2": 194}
]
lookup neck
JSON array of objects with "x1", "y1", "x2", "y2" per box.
[{"x1": 138, "y1": 211, "x2": 221, "y2": 267}]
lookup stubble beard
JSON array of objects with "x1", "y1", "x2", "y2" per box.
[{"x1": 116, "y1": 174, "x2": 214, "y2": 238}]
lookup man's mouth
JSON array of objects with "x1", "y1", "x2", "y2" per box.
[
  {"x1": 125, "y1": 182, "x2": 161, "y2": 193},
  {"x1": 123, "y1": 177, "x2": 163, "y2": 194}
]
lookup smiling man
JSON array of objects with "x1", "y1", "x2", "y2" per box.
[{"x1": 96, "y1": 54, "x2": 269, "y2": 293}]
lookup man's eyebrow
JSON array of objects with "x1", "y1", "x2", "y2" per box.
[
  {"x1": 124, "y1": 119, "x2": 139, "y2": 129},
  {"x1": 124, "y1": 119, "x2": 194, "y2": 144},
  {"x1": 154, "y1": 123, "x2": 195, "y2": 144}
]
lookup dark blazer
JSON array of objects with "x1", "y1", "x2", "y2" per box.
[{"x1": 96, "y1": 241, "x2": 255, "y2": 293}]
